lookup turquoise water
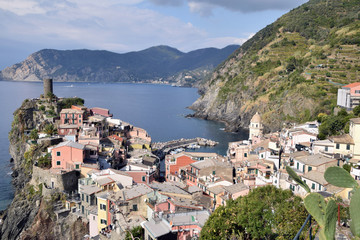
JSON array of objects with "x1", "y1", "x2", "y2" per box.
[{"x1": 0, "y1": 81, "x2": 248, "y2": 210}]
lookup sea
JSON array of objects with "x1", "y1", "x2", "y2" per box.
[{"x1": 0, "y1": 81, "x2": 248, "y2": 210}]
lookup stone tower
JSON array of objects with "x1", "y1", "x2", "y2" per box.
[
  {"x1": 249, "y1": 112, "x2": 263, "y2": 140},
  {"x1": 43, "y1": 78, "x2": 53, "y2": 97}
]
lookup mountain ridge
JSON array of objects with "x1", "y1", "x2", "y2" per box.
[{"x1": 0, "y1": 45, "x2": 239, "y2": 86}]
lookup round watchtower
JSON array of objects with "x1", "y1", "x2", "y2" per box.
[{"x1": 43, "y1": 78, "x2": 53, "y2": 97}]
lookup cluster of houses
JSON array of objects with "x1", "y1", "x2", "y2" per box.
[{"x1": 28, "y1": 81, "x2": 360, "y2": 240}]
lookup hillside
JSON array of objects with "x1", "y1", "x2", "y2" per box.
[
  {"x1": 190, "y1": 0, "x2": 360, "y2": 132},
  {"x1": 0, "y1": 45, "x2": 239, "y2": 86}
]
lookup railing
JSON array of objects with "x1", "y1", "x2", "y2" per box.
[{"x1": 293, "y1": 214, "x2": 312, "y2": 240}]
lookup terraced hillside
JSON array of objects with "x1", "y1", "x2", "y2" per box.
[{"x1": 191, "y1": 0, "x2": 360, "y2": 132}]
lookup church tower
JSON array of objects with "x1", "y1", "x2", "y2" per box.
[{"x1": 249, "y1": 112, "x2": 263, "y2": 140}]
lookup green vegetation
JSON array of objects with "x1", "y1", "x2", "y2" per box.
[
  {"x1": 207, "y1": 0, "x2": 360, "y2": 130},
  {"x1": 37, "y1": 153, "x2": 51, "y2": 168},
  {"x1": 317, "y1": 108, "x2": 358, "y2": 139},
  {"x1": 200, "y1": 185, "x2": 307, "y2": 239},
  {"x1": 125, "y1": 226, "x2": 144, "y2": 240},
  {"x1": 29, "y1": 129, "x2": 39, "y2": 141},
  {"x1": 44, "y1": 124, "x2": 57, "y2": 136},
  {"x1": 58, "y1": 97, "x2": 84, "y2": 109},
  {"x1": 286, "y1": 166, "x2": 360, "y2": 239}
]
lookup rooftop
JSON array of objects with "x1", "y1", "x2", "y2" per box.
[
  {"x1": 143, "y1": 218, "x2": 170, "y2": 238},
  {"x1": 60, "y1": 108, "x2": 84, "y2": 114},
  {"x1": 295, "y1": 154, "x2": 336, "y2": 167},
  {"x1": 207, "y1": 185, "x2": 225, "y2": 195},
  {"x1": 343, "y1": 82, "x2": 360, "y2": 89},
  {"x1": 165, "y1": 210, "x2": 210, "y2": 227},
  {"x1": 223, "y1": 183, "x2": 249, "y2": 194},
  {"x1": 58, "y1": 124, "x2": 79, "y2": 129},
  {"x1": 350, "y1": 118, "x2": 360, "y2": 124},
  {"x1": 302, "y1": 170, "x2": 327, "y2": 185},
  {"x1": 149, "y1": 182, "x2": 190, "y2": 196},
  {"x1": 80, "y1": 184, "x2": 102, "y2": 195},
  {"x1": 330, "y1": 134, "x2": 354, "y2": 144},
  {"x1": 123, "y1": 184, "x2": 153, "y2": 200},
  {"x1": 96, "y1": 177, "x2": 115, "y2": 186},
  {"x1": 53, "y1": 140, "x2": 85, "y2": 150}
]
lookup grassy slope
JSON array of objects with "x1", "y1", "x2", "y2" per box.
[{"x1": 198, "y1": 0, "x2": 360, "y2": 130}]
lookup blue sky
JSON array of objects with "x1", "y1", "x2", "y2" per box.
[{"x1": 0, "y1": 0, "x2": 307, "y2": 69}]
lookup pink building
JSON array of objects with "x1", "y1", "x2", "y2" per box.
[
  {"x1": 90, "y1": 107, "x2": 113, "y2": 117},
  {"x1": 127, "y1": 126, "x2": 151, "y2": 143},
  {"x1": 51, "y1": 141, "x2": 85, "y2": 171},
  {"x1": 165, "y1": 153, "x2": 196, "y2": 182},
  {"x1": 60, "y1": 109, "x2": 84, "y2": 127},
  {"x1": 337, "y1": 82, "x2": 360, "y2": 109}
]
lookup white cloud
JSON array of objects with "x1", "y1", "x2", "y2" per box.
[
  {"x1": 0, "y1": 0, "x2": 46, "y2": 15},
  {"x1": 0, "y1": 0, "x2": 208, "y2": 54}
]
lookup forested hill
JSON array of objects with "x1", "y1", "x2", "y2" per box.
[
  {"x1": 190, "y1": 0, "x2": 360, "y2": 132},
  {"x1": 0, "y1": 45, "x2": 239, "y2": 86}
]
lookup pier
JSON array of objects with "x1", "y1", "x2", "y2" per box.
[{"x1": 151, "y1": 137, "x2": 218, "y2": 153}]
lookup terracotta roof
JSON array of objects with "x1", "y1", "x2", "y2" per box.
[
  {"x1": 109, "y1": 135, "x2": 123, "y2": 142},
  {"x1": 343, "y1": 82, "x2": 360, "y2": 89}
]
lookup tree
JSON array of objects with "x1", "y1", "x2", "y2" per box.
[
  {"x1": 353, "y1": 105, "x2": 360, "y2": 116},
  {"x1": 125, "y1": 226, "x2": 144, "y2": 240},
  {"x1": 44, "y1": 124, "x2": 57, "y2": 136},
  {"x1": 29, "y1": 129, "x2": 39, "y2": 140},
  {"x1": 200, "y1": 185, "x2": 307, "y2": 240}
]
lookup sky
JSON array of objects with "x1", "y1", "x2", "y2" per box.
[{"x1": 0, "y1": 0, "x2": 307, "y2": 69}]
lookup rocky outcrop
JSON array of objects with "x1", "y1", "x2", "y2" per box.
[{"x1": 0, "y1": 99, "x2": 86, "y2": 240}]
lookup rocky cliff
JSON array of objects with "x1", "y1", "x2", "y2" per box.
[
  {"x1": 0, "y1": 99, "x2": 87, "y2": 240},
  {"x1": 0, "y1": 45, "x2": 239, "y2": 86},
  {"x1": 190, "y1": 0, "x2": 360, "y2": 132}
]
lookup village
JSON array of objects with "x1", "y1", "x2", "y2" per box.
[{"x1": 22, "y1": 80, "x2": 360, "y2": 240}]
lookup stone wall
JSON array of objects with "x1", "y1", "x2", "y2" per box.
[{"x1": 32, "y1": 166, "x2": 80, "y2": 193}]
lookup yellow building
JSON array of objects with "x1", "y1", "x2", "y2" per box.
[
  {"x1": 330, "y1": 134, "x2": 354, "y2": 157},
  {"x1": 349, "y1": 118, "x2": 360, "y2": 160},
  {"x1": 97, "y1": 193, "x2": 110, "y2": 233}
]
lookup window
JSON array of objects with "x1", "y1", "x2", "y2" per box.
[
  {"x1": 133, "y1": 204, "x2": 138, "y2": 211},
  {"x1": 312, "y1": 183, "x2": 315, "y2": 190},
  {"x1": 86, "y1": 195, "x2": 89, "y2": 203},
  {"x1": 325, "y1": 146, "x2": 328, "y2": 152},
  {"x1": 82, "y1": 205, "x2": 84, "y2": 214},
  {"x1": 336, "y1": 143, "x2": 340, "y2": 149},
  {"x1": 79, "y1": 114, "x2": 82, "y2": 118},
  {"x1": 347, "y1": 144, "x2": 350, "y2": 150},
  {"x1": 75, "y1": 164, "x2": 79, "y2": 169},
  {"x1": 100, "y1": 203, "x2": 106, "y2": 211},
  {"x1": 319, "y1": 185, "x2": 321, "y2": 191},
  {"x1": 308, "y1": 166, "x2": 312, "y2": 172},
  {"x1": 212, "y1": 170, "x2": 216, "y2": 175},
  {"x1": 303, "y1": 179, "x2": 306, "y2": 184},
  {"x1": 100, "y1": 219, "x2": 107, "y2": 225},
  {"x1": 79, "y1": 120, "x2": 81, "y2": 123},
  {"x1": 356, "y1": 90, "x2": 360, "y2": 94},
  {"x1": 82, "y1": 194, "x2": 84, "y2": 201},
  {"x1": 56, "y1": 151, "x2": 61, "y2": 156},
  {"x1": 56, "y1": 161, "x2": 61, "y2": 166},
  {"x1": 244, "y1": 153, "x2": 247, "y2": 158},
  {"x1": 302, "y1": 165, "x2": 305, "y2": 173},
  {"x1": 297, "y1": 162, "x2": 299, "y2": 170},
  {"x1": 142, "y1": 176, "x2": 146, "y2": 182}
]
